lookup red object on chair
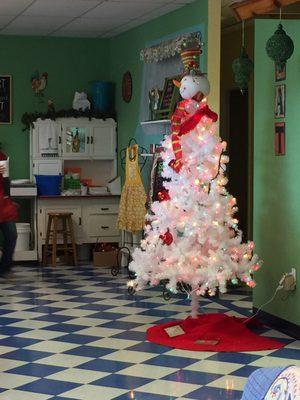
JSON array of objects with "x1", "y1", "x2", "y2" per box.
[{"x1": 147, "y1": 313, "x2": 284, "y2": 352}]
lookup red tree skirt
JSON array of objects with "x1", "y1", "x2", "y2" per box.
[{"x1": 147, "y1": 313, "x2": 284, "y2": 352}]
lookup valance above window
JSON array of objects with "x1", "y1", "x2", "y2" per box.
[{"x1": 140, "y1": 31, "x2": 202, "y2": 63}]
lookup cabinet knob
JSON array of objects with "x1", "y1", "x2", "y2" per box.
[
  {"x1": 91, "y1": 136, "x2": 94, "y2": 144},
  {"x1": 87, "y1": 136, "x2": 90, "y2": 144},
  {"x1": 101, "y1": 226, "x2": 109, "y2": 229},
  {"x1": 101, "y1": 207, "x2": 109, "y2": 211}
]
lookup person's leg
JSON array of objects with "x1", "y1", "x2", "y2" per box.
[{"x1": 0, "y1": 221, "x2": 17, "y2": 274}]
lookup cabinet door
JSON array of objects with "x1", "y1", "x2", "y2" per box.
[
  {"x1": 40, "y1": 205, "x2": 83, "y2": 242},
  {"x1": 90, "y1": 120, "x2": 116, "y2": 159},
  {"x1": 32, "y1": 120, "x2": 60, "y2": 158},
  {"x1": 61, "y1": 123, "x2": 90, "y2": 159}
]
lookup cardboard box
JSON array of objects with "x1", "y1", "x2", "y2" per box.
[{"x1": 93, "y1": 249, "x2": 118, "y2": 267}]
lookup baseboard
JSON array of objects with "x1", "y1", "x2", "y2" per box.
[{"x1": 253, "y1": 307, "x2": 300, "y2": 340}]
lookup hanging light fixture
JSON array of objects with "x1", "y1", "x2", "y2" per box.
[
  {"x1": 232, "y1": 21, "x2": 254, "y2": 95},
  {"x1": 266, "y1": 8, "x2": 294, "y2": 67}
]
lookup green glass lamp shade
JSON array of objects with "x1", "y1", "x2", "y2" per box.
[
  {"x1": 266, "y1": 23, "x2": 294, "y2": 66},
  {"x1": 232, "y1": 47, "x2": 254, "y2": 93}
]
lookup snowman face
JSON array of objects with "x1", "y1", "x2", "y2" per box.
[
  {"x1": 179, "y1": 76, "x2": 199, "y2": 99},
  {"x1": 179, "y1": 75, "x2": 210, "y2": 100}
]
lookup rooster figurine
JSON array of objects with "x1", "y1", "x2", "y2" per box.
[{"x1": 31, "y1": 71, "x2": 48, "y2": 96}]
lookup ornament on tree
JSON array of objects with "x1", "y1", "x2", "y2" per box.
[
  {"x1": 158, "y1": 190, "x2": 170, "y2": 202},
  {"x1": 128, "y1": 43, "x2": 262, "y2": 322},
  {"x1": 159, "y1": 230, "x2": 173, "y2": 246}
]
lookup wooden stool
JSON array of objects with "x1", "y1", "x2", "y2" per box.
[{"x1": 43, "y1": 212, "x2": 78, "y2": 267}]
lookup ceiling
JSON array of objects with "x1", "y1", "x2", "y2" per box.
[
  {"x1": 1, "y1": 0, "x2": 292, "y2": 38},
  {"x1": 0, "y1": 0, "x2": 198, "y2": 38}
]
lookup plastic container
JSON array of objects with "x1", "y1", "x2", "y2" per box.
[
  {"x1": 64, "y1": 176, "x2": 81, "y2": 190},
  {"x1": 92, "y1": 81, "x2": 115, "y2": 113},
  {"x1": 35, "y1": 174, "x2": 62, "y2": 196},
  {"x1": 16, "y1": 223, "x2": 31, "y2": 251}
]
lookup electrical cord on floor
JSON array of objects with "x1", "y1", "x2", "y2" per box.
[{"x1": 242, "y1": 284, "x2": 283, "y2": 325}]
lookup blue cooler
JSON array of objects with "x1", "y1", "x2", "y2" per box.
[
  {"x1": 92, "y1": 81, "x2": 114, "y2": 113},
  {"x1": 35, "y1": 175, "x2": 62, "y2": 196}
]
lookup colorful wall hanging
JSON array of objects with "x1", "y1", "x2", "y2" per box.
[
  {"x1": 275, "y1": 63, "x2": 286, "y2": 82},
  {"x1": 275, "y1": 122, "x2": 285, "y2": 156},
  {"x1": 274, "y1": 84, "x2": 285, "y2": 119}
]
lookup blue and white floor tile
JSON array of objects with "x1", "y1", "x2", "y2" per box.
[{"x1": 0, "y1": 265, "x2": 298, "y2": 400}]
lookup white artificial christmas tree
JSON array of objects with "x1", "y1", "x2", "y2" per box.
[{"x1": 128, "y1": 46, "x2": 261, "y2": 318}]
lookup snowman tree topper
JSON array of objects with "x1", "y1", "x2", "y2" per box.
[{"x1": 169, "y1": 46, "x2": 217, "y2": 173}]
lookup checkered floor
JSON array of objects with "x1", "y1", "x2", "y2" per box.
[{"x1": 0, "y1": 265, "x2": 298, "y2": 400}]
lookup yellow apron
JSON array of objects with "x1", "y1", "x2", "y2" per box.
[{"x1": 118, "y1": 145, "x2": 147, "y2": 233}]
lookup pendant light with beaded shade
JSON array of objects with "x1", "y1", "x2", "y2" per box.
[
  {"x1": 266, "y1": 9, "x2": 294, "y2": 67},
  {"x1": 232, "y1": 21, "x2": 254, "y2": 94}
]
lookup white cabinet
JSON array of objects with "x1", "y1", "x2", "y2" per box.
[
  {"x1": 31, "y1": 118, "x2": 116, "y2": 161},
  {"x1": 37, "y1": 197, "x2": 120, "y2": 261},
  {"x1": 32, "y1": 119, "x2": 60, "y2": 158}
]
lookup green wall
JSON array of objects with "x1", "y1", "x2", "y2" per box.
[
  {"x1": 253, "y1": 20, "x2": 300, "y2": 325},
  {"x1": 109, "y1": 0, "x2": 208, "y2": 167},
  {"x1": 0, "y1": 1, "x2": 208, "y2": 180},
  {"x1": 0, "y1": 36, "x2": 109, "y2": 179}
]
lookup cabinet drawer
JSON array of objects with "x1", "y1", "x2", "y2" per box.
[
  {"x1": 87, "y1": 204, "x2": 119, "y2": 214},
  {"x1": 86, "y1": 214, "x2": 119, "y2": 237}
]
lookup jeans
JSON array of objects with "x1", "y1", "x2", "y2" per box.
[{"x1": 0, "y1": 221, "x2": 17, "y2": 272}]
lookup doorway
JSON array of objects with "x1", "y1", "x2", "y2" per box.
[{"x1": 227, "y1": 89, "x2": 249, "y2": 240}]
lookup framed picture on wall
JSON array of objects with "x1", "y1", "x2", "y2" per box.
[
  {"x1": 0, "y1": 75, "x2": 12, "y2": 124},
  {"x1": 275, "y1": 84, "x2": 285, "y2": 119},
  {"x1": 275, "y1": 122, "x2": 285, "y2": 156},
  {"x1": 275, "y1": 63, "x2": 286, "y2": 82}
]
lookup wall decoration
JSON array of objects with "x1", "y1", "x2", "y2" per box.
[
  {"x1": 0, "y1": 75, "x2": 12, "y2": 124},
  {"x1": 275, "y1": 84, "x2": 285, "y2": 119},
  {"x1": 31, "y1": 71, "x2": 48, "y2": 97},
  {"x1": 275, "y1": 63, "x2": 286, "y2": 82},
  {"x1": 155, "y1": 76, "x2": 180, "y2": 120},
  {"x1": 140, "y1": 32, "x2": 202, "y2": 63},
  {"x1": 72, "y1": 91, "x2": 90, "y2": 111},
  {"x1": 122, "y1": 71, "x2": 132, "y2": 103},
  {"x1": 275, "y1": 122, "x2": 285, "y2": 156}
]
